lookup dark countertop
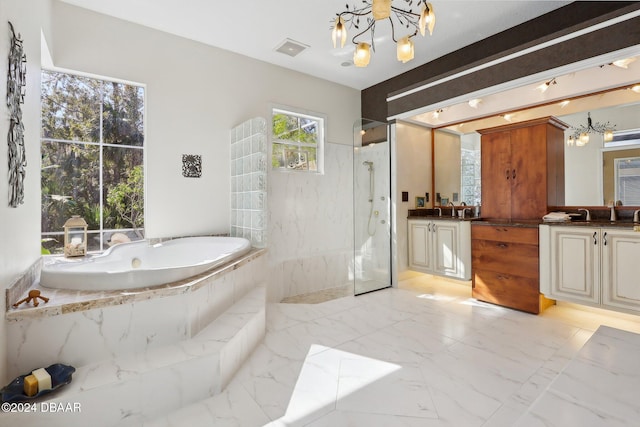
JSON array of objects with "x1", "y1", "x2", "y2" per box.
[
  {"x1": 407, "y1": 216, "x2": 481, "y2": 222},
  {"x1": 540, "y1": 220, "x2": 639, "y2": 229}
]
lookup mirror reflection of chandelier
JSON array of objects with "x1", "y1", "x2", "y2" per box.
[
  {"x1": 331, "y1": 0, "x2": 435, "y2": 67},
  {"x1": 566, "y1": 112, "x2": 615, "y2": 147}
]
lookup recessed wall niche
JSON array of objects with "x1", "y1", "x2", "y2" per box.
[{"x1": 230, "y1": 118, "x2": 267, "y2": 248}]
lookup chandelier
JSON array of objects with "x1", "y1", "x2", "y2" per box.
[
  {"x1": 331, "y1": 0, "x2": 435, "y2": 67},
  {"x1": 567, "y1": 112, "x2": 615, "y2": 147}
]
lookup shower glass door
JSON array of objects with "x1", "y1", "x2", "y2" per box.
[{"x1": 353, "y1": 119, "x2": 391, "y2": 295}]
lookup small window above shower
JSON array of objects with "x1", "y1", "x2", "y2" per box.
[{"x1": 271, "y1": 106, "x2": 326, "y2": 174}]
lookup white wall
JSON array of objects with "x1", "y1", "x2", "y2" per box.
[
  {"x1": 0, "y1": 0, "x2": 51, "y2": 383},
  {"x1": 49, "y1": 1, "x2": 360, "y2": 239},
  {"x1": 394, "y1": 122, "x2": 431, "y2": 274}
]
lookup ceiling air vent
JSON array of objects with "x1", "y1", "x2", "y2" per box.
[{"x1": 274, "y1": 38, "x2": 309, "y2": 57}]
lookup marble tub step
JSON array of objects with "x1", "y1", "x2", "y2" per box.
[{"x1": 0, "y1": 286, "x2": 266, "y2": 427}]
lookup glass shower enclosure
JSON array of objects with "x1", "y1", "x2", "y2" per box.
[{"x1": 353, "y1": 119, "x2": 391, "y2": 295}]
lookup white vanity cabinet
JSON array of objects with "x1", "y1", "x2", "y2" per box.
[
  {"x1": 408, "y1": 219, "x2": 471, "y2": 280},
  {"x1": 601, "y1": 229, "x2": 640, "y2": 312},
  {"x1": 540, "y1": 225, "x2": 640, "y2": 313}
]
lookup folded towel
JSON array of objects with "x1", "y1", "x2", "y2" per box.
[{"x1": 543, "y1": 212, "x2": 570, "y2": 222}]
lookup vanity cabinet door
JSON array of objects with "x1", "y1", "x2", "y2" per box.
[
  {"x1": 480, "y1": 131, "x2": 512, "y2": 219},
  {"x1": 409, "y1": 221, "x2": 432, "y2": 270},
  {"x1": 602, "y1": 229, "x2": 640, "y2": 312},
  {"x1": 409, "y1": 220, "x2": 470, "y2": 280},
  {"x1": 509, "y1": 124, "x2": 548, "y2": 220},
  {"x1": 432, "y1": 221, "x2": 458, "y2": 276},
  {"x1": 550, "y1": 227, "x2": 600, "y2": 305}
]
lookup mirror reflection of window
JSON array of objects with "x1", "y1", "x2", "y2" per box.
[{"x1": 614, "y1": 157, "x2": 640, "y2": 205}]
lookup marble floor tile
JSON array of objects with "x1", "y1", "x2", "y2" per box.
[{"x1": 142, "y1": 273, "x2": 640, "y2": 427}]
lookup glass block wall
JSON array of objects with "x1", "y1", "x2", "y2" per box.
[{"x1": 230, "y1": 117, "x2": 268, "y2": 248}]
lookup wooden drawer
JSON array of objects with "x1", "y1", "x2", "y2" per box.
[
  {"x1": 471, "y1": 225, "x2": 538, "y2": 245},
  {"x1": 472, "y1": 269, "x2": 540, "y2": 314},
  {"x1": 471, "y1": 240, "x2": 539, "y2": 279}
]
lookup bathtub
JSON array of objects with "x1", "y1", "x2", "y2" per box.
[{"x1": 40, "y1": 236, "x2": 252, "y2": 291}]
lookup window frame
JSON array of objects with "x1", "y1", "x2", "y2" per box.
[
  {"x1": 40, "y1": 67, "x2": 146, "y2": 253},
  {"x1": 270, "y1": 105, "x2": 326, "y2": 174}
]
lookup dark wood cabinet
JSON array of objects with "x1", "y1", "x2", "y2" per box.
[
  {"x1": 472, "y1": 117, "x2": 566, "y2": 313},
  {"x1": 472, "y1": 224, "x2": 542, "y2": 313},
  {"x1": 478, "y1": 117, "x2": 567, "y2": 219}
]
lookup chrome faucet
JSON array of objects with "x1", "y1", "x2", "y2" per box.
[
  {"x1": 448, "y1": 201, "x2": 456, "y2": 217},
  {"x1": 610, "y1": 205, "x2": 617, "y2": 221},
  {"x1": 460, "y1": 208, "x2": 471, "y2": 219},
  {"x1": 578, "y1": 208, "x2": 591, "y2": 221},
  {"x1": 434, "y1": 207, "x2": 442, "y2": 217},
  {"x1": 634, "y1": 209, "x2": 640, "y2": 223},
  {"x1": 460, "y1": 201, "x2": 467, "y2": 206}
]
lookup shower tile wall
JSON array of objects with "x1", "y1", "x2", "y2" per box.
[{"x1": 230, "y1": 118, "x2": 268, "y2": 248}]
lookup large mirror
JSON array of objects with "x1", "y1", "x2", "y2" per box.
[
  {"x1": 431, "y1": 84, "x2": 640, "y2": 208},
  {"x1": 433, "y1": 130, "x2": 481, "y2": 207},
  {"x1": 416, "y1": 53, "x2": 640, "y2": 209}
]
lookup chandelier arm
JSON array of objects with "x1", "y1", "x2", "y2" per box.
[{"x1": 351, "y1": 18, "x2": 376, "y2": 45}]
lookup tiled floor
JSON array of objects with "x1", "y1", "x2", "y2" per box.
[{"x1": 146, "y1": 272, "x2": 640, "y2": 427}]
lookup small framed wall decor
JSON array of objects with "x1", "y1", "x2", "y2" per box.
[{"x1": 415, "y1": 196, "x2": 426, "y2": 208}]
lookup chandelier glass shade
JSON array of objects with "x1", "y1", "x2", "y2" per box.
[
  {"x1": 566, "y1": 112, "x2": 615, "y2": 147},
  {"x1": 331, "y1": 0, "x2": 435, "y2": 67}
]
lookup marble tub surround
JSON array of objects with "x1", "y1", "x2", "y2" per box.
[
  {"x1": 5, "y1": 257, "x2": 42, "y2": 312},
  {"x1": 5, "y1": 248, "x2": 267, "y2": 378},
  {"x1": 141, "y1": 274, "x2": 640, "y2": 427},
  {"x1": 6, "y1": 248, "x2": 266, "y2": 321},
  {"x1": 0, "y1": 286, "x2": 266, "y2": 427}
]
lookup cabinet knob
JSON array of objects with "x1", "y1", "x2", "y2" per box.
[
  {"x1": 497, "y1": 243, "x2": 508, "y2": 249},
  {"x1": 603, "y1": 232, "x2": 608, "y2": 246},
  {"x1": 512, "y1": 169, "x2": 516, "y2": 180},
  {"x1": 593, "y1": 231, "x2": 597, "y2": 245},
  {"x1": 505, "y1": 169, "x2": 510, "y2": 180}
]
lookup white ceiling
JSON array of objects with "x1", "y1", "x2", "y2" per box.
[{"x1": 58, "y1": 0, "x2": 571, "y2": 90}]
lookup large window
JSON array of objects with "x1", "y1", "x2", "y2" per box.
[
  {"x1": 272, "y1": 107, "x2": 324, "y2": 173},
  {"x1": 41, "y1": 70, "x2": 144, "y2": 254}
]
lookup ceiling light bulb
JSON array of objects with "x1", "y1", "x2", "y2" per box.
[
  {"x1": 502, "y1": 114, "x2": 513, "y2": 121},
  {"x1": 353, "y1": 42, "x2": 371, "y2": 67},
  {"x1": 468, "y1": 99, "x2": 481, "y2": 108},
  {"x1": 632, "y1": 85, "x2": 640, "y2": 93},
  {"x1": 419, "y1": 3, "x2": 436, "y2": 36},
  {"x1": 604, "y1": 129, "x2": 614, "y2": 142},
  {"x1": 567, "y1": 135, "x2": 575, "y2": 147},
  {"x1": 579, "y1": 132, "x2": 589, "y2": 145},
  {"x1": 537, "y1": 78, "x2": 556, "y2": 93},
  {"x1": 559, "y1": 100, "x2": 570, "y2": 108},
  {"x1": 612, "y1": 57, "x2": 637, "y2": 69},
  {"x1": 332, "y1": 17, "x2": 347, "y2": 48},
  {"x1": 397, "y1": 37, "x2": 414, "y2": 63},
  {"x1": 372, "y1": 0, "x2": 392, "y2": 20}
]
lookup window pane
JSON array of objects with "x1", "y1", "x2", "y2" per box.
[
  {"x1": 273, "y1": 113, "x2": 318, "y2": 145},
  {"x1": 616, "y1": 157, "x2": 640, "y2": 205},
  {"x1": 41, "y1": 70, "x2": 101, "y2": 142},
  {"x1": 103, "y1": 146, "x2": 144, "y2": 235},
  {"x1": 41, "y1": 141, "x2": 100, "y2": 233},
  {"x1": 103, "y1": 82, "x2": 145, "y2": 146},
  {"x1": 272, "y1": 142, "x2": 286, "y2": 169}
]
